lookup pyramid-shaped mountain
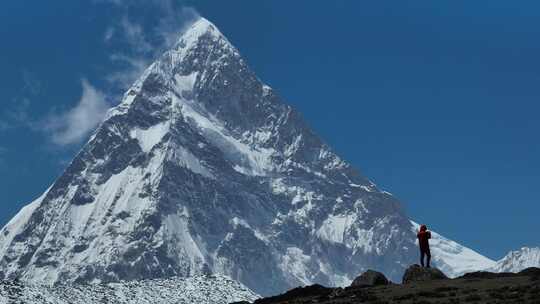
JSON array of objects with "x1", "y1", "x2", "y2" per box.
[{"x1": 0, "y1": 18, "x2": 492, "y2": 296}]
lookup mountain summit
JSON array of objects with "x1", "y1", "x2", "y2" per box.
[
  {"x1": 491, "y1": 247, "x2": 540, "y2": 273},
  {"x1": 0, "y1": 18, "x2": 491, "y2": 295}
]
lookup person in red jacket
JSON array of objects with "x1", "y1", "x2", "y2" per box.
[{"x1": 417, "y1": 224, "x2": 432, "y2": 268}]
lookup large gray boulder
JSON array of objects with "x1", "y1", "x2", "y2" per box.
[
  {"x1": 350, "y1": 270, "x2": 389, "y2": 287},
  {"x1": 402, "y1": 264, "x2": 448, "y2": 284}
]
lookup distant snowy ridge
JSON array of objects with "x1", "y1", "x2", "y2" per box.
[
  {"x1": 490, "y1": 247, "x2": 540, "y2": 273},
  {"x1": 0, "y1": 275, "x2": 259, "y2": 304},
  {"x1": 410, "y1": 222, "x2": 496, "y2": 277}
]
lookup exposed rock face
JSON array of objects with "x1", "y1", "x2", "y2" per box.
[
  {"x1": 402, "y1": 265, "x2": 448, "y2": 284},
  {"x1": 350, "y1": 270, "x2": 389, "y2": 287}
]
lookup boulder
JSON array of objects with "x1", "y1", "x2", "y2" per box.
[
  {"x1": 402, "y1": 264, "x2": 448, "y2": 284},
  {"x1": 350, "y1": 270, "x2": 389, "y2": 287}
]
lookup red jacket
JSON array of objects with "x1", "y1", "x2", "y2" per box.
[{"x1": 417, "y1": 225, "x2": 431, "y2": 251}]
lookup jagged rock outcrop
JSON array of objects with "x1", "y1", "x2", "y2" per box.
[
  {"x1": 350, "y1": 270, "x2": 389, "y2": 287},
  {"x1": 402, "y1": 265, "x2": 448, "y2": 284}
]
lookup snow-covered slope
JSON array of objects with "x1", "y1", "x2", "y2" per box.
[
  {"x1": 0, "y1": 275, "x2": 258, "y2": 304},
  {"x1": 490, "y1": 247, "x2": 540, "y2": 273},
  {"x1": 410, "y1": 222, "x2": 495, "y2": 277},
  {"x1": 0, "y1": 17, "x2": 493, "y2": 296}
]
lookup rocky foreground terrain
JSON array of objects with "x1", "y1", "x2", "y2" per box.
[
  {"x1": 242, "y1": 266, "x2": 540, "y2": 304},
  {"x1": 0, "y1": 275, "x2": 258, "y2": 304},
  {"x1": 1, "y1": 266, "x2": 539, "y2": 303}
]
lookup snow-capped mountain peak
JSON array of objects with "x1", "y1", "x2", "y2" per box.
[
  {"x1": 0, "y1": 16, "x2": 496, "y2": 296},
  {"x1": 491, "y1": 247, "x2": 540, "y2": 273},
  {"x1": 175, "y1": 18, "x2": 226, "y2": 49}
]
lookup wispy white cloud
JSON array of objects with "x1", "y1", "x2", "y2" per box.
[
  {"x1": 119, "y1": 16, "x2": 153, "y2": 54},
  {"x1": 21, "y1": 70, "x2": 42, "y2": 96},
  {"x1": 10, "y1": 98, "x2": 32, "y2": 124},
  {"x1": 106, "y1": 54, "x2": 149, "y2": 89},
  {"x1": 154, "y1": 5, "x2": 200, "y2": 49},
  {"x1": 0, "y1": 97, "x2": 32, "y2": 132},
  {"x1": 43, "y1": 79, "x2": 109, "y2": 146},
  {"x1": 103, "y1": 15, "x2": 154, "y2": 90},
  {"x1": 0, "y1": 121, "x2": 10, "y2": 131},
  {"x1": 4, "y1": 2, "x2": 200, "y2": 149},
  {"x1": 104, "y1": 27, "x2": 115, "y2": 42},
  {"x1": 0, "y1": 69, "x2": 42, "y2": 132},
  {"x1": 98, "y1": 0, "x2": 200, "y2": 91}
]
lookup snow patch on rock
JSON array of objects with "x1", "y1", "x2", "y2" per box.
[{"x1": 130, "y1": 122, "x2": 170, "y2": 153}]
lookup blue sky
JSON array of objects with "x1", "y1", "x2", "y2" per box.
[{"x1": 0, "y1": 1, "x2": 538, "y2": 260}]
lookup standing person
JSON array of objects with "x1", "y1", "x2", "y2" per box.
[{"x1": 417, "y1": 224, "x2": 432, "y2": 268}]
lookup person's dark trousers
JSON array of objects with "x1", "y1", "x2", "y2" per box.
[{"x1": 420, "y1": 249, "x2": 431, "y2": 268}]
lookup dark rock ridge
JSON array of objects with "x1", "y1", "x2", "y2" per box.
[
  {"x1": 402, "y1": 264, "x2": 448, "y2": 284},
  {"x1": 253, "y1": 285, "x2": 333, "y2": 304},
  {"x1": 248, "y1": 267, "x2": 540, "y2": 304},
  {"x1": 459, "y1": 266, "x2": 540, "y2": 280}
]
